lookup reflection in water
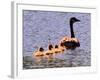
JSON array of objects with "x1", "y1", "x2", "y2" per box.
[{"x1": 23, "y1": 48, "x2": 91, "y2": 69}]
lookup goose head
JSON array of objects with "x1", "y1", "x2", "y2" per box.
[{"x1": 70, "y1": 17, "x2": 80, "y2": 24}]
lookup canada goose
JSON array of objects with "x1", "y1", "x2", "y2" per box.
[
  {"x1": 54, "y1": 43, "x2": 65, "y2": 54},
  {"x1": 44, "y1": 44, "x2": 54, "y2": 61},
  {"x1": 33, "y1": 47, "x2": 44, "y2": 63},
  {"x1": 54, "y1": 45, "x2": 62, "y2": 54},
  {"x1": 60, "y1": 17, "x2": 80, "y2": 50},
  {"x1": 59, "y1": 43, "x2": 66, "y2": 53}
]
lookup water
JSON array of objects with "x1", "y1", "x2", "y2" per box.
[
  {"x1": 23, "y1": 48, "x2": 91, "y2": 69},
  {"x1": 23, "y1": 10, "x2": 91, "y2": 69}
]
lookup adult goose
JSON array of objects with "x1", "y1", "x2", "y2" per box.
[{"x1": 60, "y1": 17, "x2": 80, "y2": 50}]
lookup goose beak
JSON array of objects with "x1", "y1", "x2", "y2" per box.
[{"x1": 76, "y1": 19, "x2": 80, "y2": 22}]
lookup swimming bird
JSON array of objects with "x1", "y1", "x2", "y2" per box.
[
  {"x1": 54, "y1": 43, "x2": 65, "y2": 54},
  {"x1": 58, "y1": 43, "x2": 66, "y2": 53},
  {"x1": 33, "y1": 47, "x2": 44, "y2": 63},
  {"x1": 44, "y1": 44, "x2": 54, "y2": 61},
  {"x1": 60, "y1": 17, "x2": 80, "y2": 50},
  {"x1": 54, "y1": 45, "x2": 61, "y2": 54}
]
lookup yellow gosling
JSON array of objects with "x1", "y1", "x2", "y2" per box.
[
  {"x1": 33, "y1": 47, "x2": 44, "y2": 63},
  {"x1": 44, "y1": 44, "x2": 54, "y2": 62},
  {"x1": 58, "y1": 43, "x2": 66, "y2": 53},
  {"x1": 54, "y1": 45, "x2": 61, "y2": 54}
]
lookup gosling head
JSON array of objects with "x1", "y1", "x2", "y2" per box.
[
  {"x1": 48, "y1": 44, "x2": 53, "y2": 50},
  {"x1": 39, "y1": 47, "x2": 44, "y2": 52},
  {"x1": 55, "y1": 45, "x2": 59, "y2": 48}
]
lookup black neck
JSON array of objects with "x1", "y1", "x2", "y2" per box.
[{"x1": 70, "y1": 22, "x2": 75, "y2": 38}]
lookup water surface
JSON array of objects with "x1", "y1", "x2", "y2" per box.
[{"x1": 23, "y1": 10, "x2": 91, "y2": 69}]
